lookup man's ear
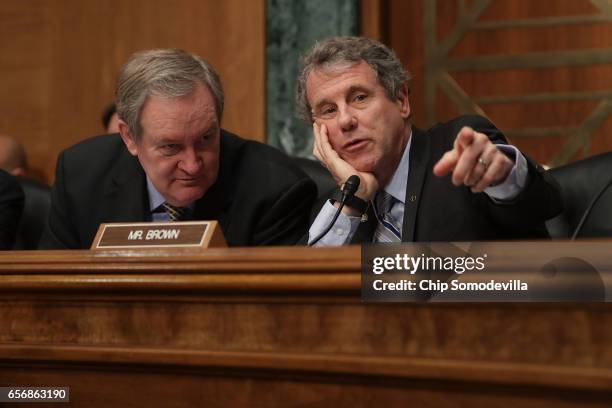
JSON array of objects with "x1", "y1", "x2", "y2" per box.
[
  {"x1": 118, "y1": 120, "x2": 138, "y2": 156},
  {"x1": 396, "y1": 83, "x2": 411, "y2": 119}
]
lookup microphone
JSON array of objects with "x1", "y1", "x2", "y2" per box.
[
  {"x1": 571, "y1": 177, "x2": 612, "y2": 240},
  {"x1": 309, "y1": 175, "x2": 361, "y2": 246},
  {"x1": 340, "y1": 174, "x2": 360, "y2": 203}
]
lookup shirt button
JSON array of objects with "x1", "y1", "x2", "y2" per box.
[{"x1": 334, "y1": 228, "x2": 345, "y2": 235}]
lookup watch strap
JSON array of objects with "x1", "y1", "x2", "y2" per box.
[{"x1": 331, "y1": 189, "x2": 369, "y2": 214}]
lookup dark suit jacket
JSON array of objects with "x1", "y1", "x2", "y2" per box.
[
  {"x1": 347, "y1": 115, "x2": 563, "y2": 243},
  {"x1": 0, "y1": 169, "x2": 24, "y2": 249},
  {"x1": 40, "y1": 130, "x2": 317, "y2": 249},
  {"x1": 14, "y1": 177, "x2": 51, "y2": 250}
]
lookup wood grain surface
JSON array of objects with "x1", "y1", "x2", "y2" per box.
[{"x1": 0, "y1": 244, "x2": 611, "y2": 406}]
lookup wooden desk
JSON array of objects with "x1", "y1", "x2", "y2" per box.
[{"x1": 0, "y1": 245, "x2": 611, "y2": 407}]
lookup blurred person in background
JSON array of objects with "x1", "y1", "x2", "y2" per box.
[
  {"x1": 102, "y1": 103, "x2": 120, "y2": 134},
  {"x1": 0, "y1": 169, "x2": 24, "y2": 249},
  {"x1": 0, "y1": 134, "x2": 51, "y2": 249}
]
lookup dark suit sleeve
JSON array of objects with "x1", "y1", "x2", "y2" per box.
[
  {"x1": 251, "y1": 177, "x2": 317, "y2": 245},
  {"x1": 462, "y1": 115, "x2": 563, "y2": 236},
  {"x1": 0, "y1": 170, "x2": 24, "y2": 249},
  {"x1": 485, "y1": 155, "x2": 562, "y2": 234},
  {"x1": 39, "y1": 151, "x2": 80, "y2": 249}
]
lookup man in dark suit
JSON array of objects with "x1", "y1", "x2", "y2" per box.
[
  {"x1": 40, "y1": 49, "x2": 316, "y2": 249},
  {"x1": 0, "y1": 169, "x2": 24, "y2": 249},
  {"x1": 0, "y1": 134, "x2": 52, "y2": 249},
  {"x1": 295, "y1": 37, "x2": 562, "y2": 245}
]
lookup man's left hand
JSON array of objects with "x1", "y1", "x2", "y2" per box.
[{"x1": 433, "y1": 126, "x2": 514, "y2": 193}]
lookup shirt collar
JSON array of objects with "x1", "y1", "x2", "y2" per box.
[
  {"x1": 146, "y1": 176, "x2": 197, "y2": 211},
  {"x1": 146, "y1": 176, "x2": 167, "y2": 212},
  {"x1": 383, "y1": 128, "x2": 412, "y2": 204}
]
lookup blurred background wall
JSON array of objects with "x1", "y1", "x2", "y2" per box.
[
  {"x1": 0, "y1": 0, "x2": 610, "y2": 183},
  {"x1": 266, "y1": 0, "x2": 358, "y2": 158},
  {"x1": 376, "y1": 0, "x2": 612, "y2": 168}
]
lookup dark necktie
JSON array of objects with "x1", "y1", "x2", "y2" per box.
[
  {"x1": 162, "y1": 202, "x2": 188, "y2": 221},
  {"x1": 373, "y1": 190, "x2": 402, "y2": 242}
]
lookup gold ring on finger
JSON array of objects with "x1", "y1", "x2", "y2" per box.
[{"x1": 477, "y1": 157, "x2": 490, "y2": 170}]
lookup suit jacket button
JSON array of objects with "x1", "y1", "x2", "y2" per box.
[{"x1": 409, "y1": 195, "x2": 417, "y2": 202}]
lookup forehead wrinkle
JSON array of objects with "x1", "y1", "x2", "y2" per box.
[
  {"x1": 143, "y1": 84, "x2": 218, "y2": 142},
  {"x1": 307, "y1": 70, "x2": 345, "y2": 109},
  {"x1": 309, "y1": 68, "x2": 376, "y2": 111}
]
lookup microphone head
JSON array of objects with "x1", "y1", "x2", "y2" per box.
[{"x1": 343, "y1": 175, "x2": 360, "y2": 195}]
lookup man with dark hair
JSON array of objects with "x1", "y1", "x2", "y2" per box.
[
  {"x1": 298, "y1": 37, "x2": 562, "y2": 244},
  {"x1": 40, "y1": 49, "x2": 316, "y2": 249},
  {"x1": 0, "y1": 169, "x2": 24, "y2": 249}
]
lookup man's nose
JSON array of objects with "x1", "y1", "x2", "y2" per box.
[
  {"x1": 179, "y1": 148, "x2": 203, "y2": 174},
  {"x1": 337, "y1": 106, "x2": 357, "y2": 131}
]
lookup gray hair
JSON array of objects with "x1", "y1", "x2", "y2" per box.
[
  {"x1": 116, "y1": 49, "x2": 224, "y2": 140},
  {"x1": 296, "y1": 36, "x2": 411, "y2": 121}
]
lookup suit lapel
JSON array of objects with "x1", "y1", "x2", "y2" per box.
[
  {"x1": 193, "y1": 175, "x2": 232, "y2": 223},
  {"x1": 101, "y1": 149, "x2": 149, "y2": 222},
  {"x1": 193, "y1": 131, "x2": 236, "y2": 224},
  {"x1": 402, "y1": 127, "x2": 429, "y2": 242}
]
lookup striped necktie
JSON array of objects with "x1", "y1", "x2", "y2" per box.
[
  {"x1": 373, "y1": 190, "x2": 402, "y2": 242},
  {"x1": 162, "y1": 202, "x2": 188, "y2": 221}
]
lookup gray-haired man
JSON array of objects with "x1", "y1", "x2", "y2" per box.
[
  {"x1": 41, "y1": 49, "x2": 316, "y2": 249},
  {"x1": 298, "y1": 37, "x2": 562, "y2": 244}
]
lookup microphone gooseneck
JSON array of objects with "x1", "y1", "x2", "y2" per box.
[{"x1": 308, "y1": 175, "x2": 361, "y2": 246}]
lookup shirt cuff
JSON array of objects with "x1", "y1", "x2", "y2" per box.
[
  {"x1": 484, "y1": 145, "x2": 528, "y2": 201},
  {"x1": 308, "y1": 200, "x2": 362, "y2": 246}
]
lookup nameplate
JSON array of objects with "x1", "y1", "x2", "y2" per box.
[{"x1": 91, "y1": 221, "x2": 226, "y2": 249}]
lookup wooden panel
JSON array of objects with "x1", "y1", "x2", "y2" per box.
[
  {"x1": 0, "y1": 0, "x2": 265, "y2": 183},
  {"x1": 0, "y1": 244, "x2": 612, "y2": 406},
  {"x1": 379, "y1": 0, "x2": 427, "y2": 134},
  {"x1": 370, "y1": 0, "x2": 612, "y2": 167},
  {"x1": 360, "y1": 0, "x2": 385, "y2": 41},
  {"x1": 3, "y1": 364, "x2": 610, "y2": 408}
]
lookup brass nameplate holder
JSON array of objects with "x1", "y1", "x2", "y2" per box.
[{"x1": 91, "y1": 221, "x2": 226, "y2": 250}]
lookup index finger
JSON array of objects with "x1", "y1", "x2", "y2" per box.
[
  {"x1": 433, "y1": 149, "x2": 459, "y2": 177},
  {"x1": 455, "y1": 126, "x2": 476, "y2": 151}
]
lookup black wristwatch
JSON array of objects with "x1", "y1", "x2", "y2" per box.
[{"x1": 331, "y1": 189, "x2": 369, "y2": 214}]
